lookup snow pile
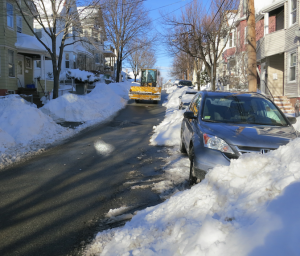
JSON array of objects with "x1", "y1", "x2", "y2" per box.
[
  {"x1": 60, "y1": 69, "x2": 100, "y2": 83},
  {"x1": 293, "y1": 116, "x2": 300, "y2": 132},
  {"x1": 0, "y1": 95, "x2": 74, "y2": 168},
  {"x1": 84, "y1": 138, "x2": 300, "y2": 256},
  {"x1": 150, "y1": 87, "x2": 192, "y2": 146},
  {"x1": 152, "y1": 148, "x2": 189, "y2": 198},
  {"x1": 41, "y1": 82, "x2": 132, "y2": 123}
]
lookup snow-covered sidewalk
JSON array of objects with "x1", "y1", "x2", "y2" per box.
[
  {"x1": 84, "y1": 86, "x2": 300, "y2": 256},
  {"x1": 0, "y1": 81, "x2": 132, "y2": 169}
]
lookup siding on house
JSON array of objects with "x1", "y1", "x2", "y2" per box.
[
  {"x1": 283, "y1": 0, "x2": 299, "y2": 96},
  {"x1": 267, "y1": 54, "x2": 284, "y2": 96}
]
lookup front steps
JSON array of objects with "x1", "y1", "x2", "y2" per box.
[{"x1": 273, "y1": 96, "x2": 295, "y2": 115}]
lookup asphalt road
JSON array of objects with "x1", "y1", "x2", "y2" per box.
[{"x1": 0, "y1": 91, "x2": 170, "y2": 256}]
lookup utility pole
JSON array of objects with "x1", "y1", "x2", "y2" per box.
[{"x1": 247, "y1": 0, "x2": 257, "y2": 92}]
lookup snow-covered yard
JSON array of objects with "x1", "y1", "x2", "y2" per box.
[
  {"x1": 0, "y1": 81, "x2": 132, "y2": 169},
  {"x1": 85, "y1": 86, "x2": 300, "y2": 256}
]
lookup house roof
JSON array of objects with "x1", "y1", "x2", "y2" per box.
[{"x1": 15, "y1": 33, "x2": 50, "y2": 56}]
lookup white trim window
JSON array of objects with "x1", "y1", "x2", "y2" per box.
[
  {"x1": 65, "y1": 53, "x2": 70, "y2": 68},
  {"x1": 7, "y1": 2, "x2": 14, "y2": 28},
  {"x1": 8, "y1": 50, "x2": 15, "y2": 77},
  {"x1": 73, "y1": 54, "x2": 77, "y2": 69},
  {"x1": 289, "y1": 52, "x2": 296, "y2": 81},
  {"x1": 35, "y1": 26, "x2": 42, "y2": 39},
  {"x1": 35, "y1": 60, "x2": 41, "y2": 69},
  {"x1": 17, "y1": 15, "x2": 22, "y2": 33},
  {"x1": 229, "y1": 31, "x2": 235, "y2": 48},
  {"x1": 290, "y1": 0, "x2": 297, "y2": 25}
]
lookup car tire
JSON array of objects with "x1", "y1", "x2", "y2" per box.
[
  {"x1": 180, "y1": 132, "x2": 187, "y2": 154},
  {"x1": 135, "y1": 99, "x2": 139, "y2": 103},
  {"x1": 153, "y1": 100, "x2": 158, "y2": 104},
  {"x1": 189, "y1": 146, "x2": 197, "y2": 186}
]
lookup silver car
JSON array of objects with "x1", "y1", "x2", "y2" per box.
[{"x1": 180, "y1": 91, "x2": 298, "y2": 185}]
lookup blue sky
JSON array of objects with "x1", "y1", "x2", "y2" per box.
[
  {"x1": 144, "y1": 0, "x2": 192, "y2": 82},
  {"x1": 143, "y1": 0, "x2": 210, "y2": 82}
]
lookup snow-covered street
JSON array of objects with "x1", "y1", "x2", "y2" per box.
[{"x1": 84, "y1": 86, "x2": 300, "y2": 256}]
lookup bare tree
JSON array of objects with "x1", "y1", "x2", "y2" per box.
[
  {"x1": 169, "y1": 52, "x2": 194, "y2": 80},
  {"x1": 15, "y1": 0, "x2": 101, "y2": 99},
  {"x1": 128, "y1": 42, "x2": 156, "y2": 82},
  {"x1": 163, "y1": 0, "x2": 238, "y2": 90},
  {"x1": 101, "y1": 0, "x2": 152, "y2": 82}
]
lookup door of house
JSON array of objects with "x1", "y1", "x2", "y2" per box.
[{"x1": 17, "y1": 55, "x2": 24, "y2": 87}]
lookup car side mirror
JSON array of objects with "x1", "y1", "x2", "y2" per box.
[
  {"x1": 184, "y1": 111, "x2": 197, "y2": 119},
  {"x1": 287, "y1": 116, "x2": 297, "y2": 124}
]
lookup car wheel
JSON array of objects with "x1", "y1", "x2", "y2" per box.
[
  {"x1": 153, "y1": 100, "x2": 158, "y2": 104},
  {"x1": 189, "y1": 146, "x2": 197, "y2": 186},
  {"x1": 180, "y1": 132, "x2": 187, "y2": 154},
  {"x1": 135, "y1": 99, "x2": 139, "y2": 103}
]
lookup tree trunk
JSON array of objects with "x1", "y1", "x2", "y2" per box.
[
  {"x1": 134, "y1": 74, "x2": 137, "y2": 82},
  {"x1": 116, "y1": 57, "x2": 121, "y2": 83},
  {"x1": 53, "y1": 69, "x2": 59, "y2": 99}
]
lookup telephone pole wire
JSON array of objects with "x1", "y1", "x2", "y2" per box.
[{"x1": 247, "y1": 0, "x2": 257, "y2": 92}]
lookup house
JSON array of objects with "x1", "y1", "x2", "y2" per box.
[
  {"x1": 0, "y1": 0, "x2": 50, "y2": 96},
  {"x1": 221, "y1": 0, "x2": 300, "y2": 113},
  {"x1": 104, "y1": 45, "x2": 117, "y2": 79},
  {"x1": 256, "y1": 0, "x2": 300, "y2": 109}
]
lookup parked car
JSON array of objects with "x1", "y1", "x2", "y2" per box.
[
  {"x1": 179, "y1": 91, "x2": 198, "y2": 109},
  {"x1": 180, "y1": 91, "x2": 298, "y2": 185},
  {"x1": 177, "y1": 80, "x2": 193, "y2": 88}
]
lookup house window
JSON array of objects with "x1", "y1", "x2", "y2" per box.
[
  {"x1": 7, "y1": 2, "x2": 14, "y2": 28},
  {"x1": 25, "y1": 57, "x2": 32, "y2": 69},
  {"x1": 229, "y1": 31, "x2": 236, "y2": 48},
  {"x1": 35, "y1": 27, "x2": 42, "y2": 39},
  {"x1": 73, "y1": 54, "x2": 77, "y2": 69},
  {"x1": 65, "y1": 53, "x2": 70, "y2": 68},
  {"x1": 289, "y1": 52, "x2": 296, "y2": 81},
  {"x1": 290, "y1": 0, "x2": 297, "y2": 25},
  {"x1": 95, "y1": 53, "x2": 99, "y2": 64},
  {"x1": 35, "y1": 60, "x2": 41, "y2": 68},
  {"x1": 8, "y1": 50, "x2": 15, "y2": 77},
  {"x1": 17, "y1": 15, "x2": 22, "y2": 33}
]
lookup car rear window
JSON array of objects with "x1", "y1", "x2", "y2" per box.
[
  {"x1": 179, "y1": 80, "x2": 192, "y2": 86},
  {"x1": 202, "y1": 95, "x2": 288, "y2": 126}
]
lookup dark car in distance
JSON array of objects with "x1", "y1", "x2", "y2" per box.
[
  {"x1": 177, "y1": 80, "x2": 193, "y2": 88},
  {"x1": 180, "y1": 91, "x2": 298, "y2": 185}
]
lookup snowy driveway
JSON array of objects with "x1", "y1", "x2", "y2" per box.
[{"x1": 0, "y1": 92, "x2": 182, "y2": 256}]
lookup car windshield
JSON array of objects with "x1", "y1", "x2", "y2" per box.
[
  {"x1": 202, "y1": 95, "x2": 288, "y2": 126},
  {"x1": 179, "y1": 80, "x2": 192, "y2": 86}
]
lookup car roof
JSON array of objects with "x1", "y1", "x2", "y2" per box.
[{"x1": 200, "y1": 90, "x2": 266, "y2": 98}]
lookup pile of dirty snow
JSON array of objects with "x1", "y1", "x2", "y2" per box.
[
  {"x1": 41, "y1": 82, "x2": 132, "y2": 123},
  {"x1": 84, "y1": 137, "x2": 300, "y2": 256},
  {"x1": 0, "y1": 95, "x2": 74, "y2": 168},
  {"x1": 293, "y1": 116, "x2": 300, "y2": 131},
  {"x1": 150, "y1": 86, "x2": 192, "y2": 146}
]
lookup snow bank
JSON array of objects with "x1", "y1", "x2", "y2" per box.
[
  {"x1": 150, "y1": 86, "x2": 193, "y2": 146},
  {"x1": 0, "y1": 82, "x2": 133, "y2": 169},
  {"x1": 60, "y1": 69, "x2": 100, "y2": 83},
  {"x1": 0, "y1": 95, "x2": 74, "y2": 168},
  {"x1": 293, "y1": 116, "x2": 300, "y2": 132},
  {"x1": 85, "y1": 86, "x2": 300, "y2": 256},
  {"x1": 41, "y1": 82, "x2": 132, "y2": 123},
  {"x1": 85, "y1": 138, "x2": 300, "y2": 256}
]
